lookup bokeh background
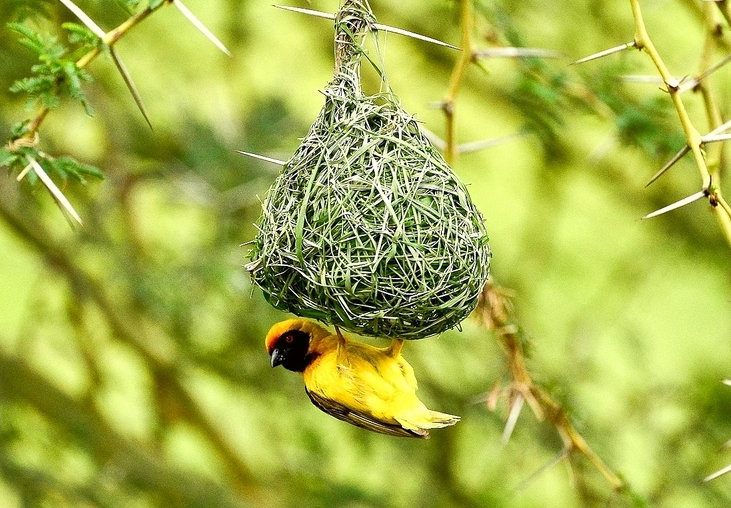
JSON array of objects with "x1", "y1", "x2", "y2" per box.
[{"x1": 0, "y1": 0, "x2": 729, "y2": 506}]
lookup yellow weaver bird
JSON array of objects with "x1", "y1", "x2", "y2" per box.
[{"x1": 265, "y1": 318, "x2": 460, "y2": 438}]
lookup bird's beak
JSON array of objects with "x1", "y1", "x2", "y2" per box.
[{"x1": 270, "y1": 348, "x2": 285, "y2": 368}]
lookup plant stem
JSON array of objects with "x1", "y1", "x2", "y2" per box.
[
  {"x1": 19, "y1": 1, "x2": 167, "y2": 143},
  {"x1": 476, "y1": 282, "x2": 625, "y2": 492},
  {"x1": 629, "y1": 0, "x2": 731, "y2": 247},
  {"x1": 443, "y1": 0, "x2": 474, "y2": 166}
]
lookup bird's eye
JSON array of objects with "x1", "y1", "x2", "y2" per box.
[{"x1": 284, "y1": 334, "x2": 295, "y2": 344}]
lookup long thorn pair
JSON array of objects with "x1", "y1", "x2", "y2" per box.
[
  {"x1": 59, "y1": 0, "x2": 230, "y2": 130},
  {"x1": 274, "y1": 4, "x2": 458, "y2": 50}
]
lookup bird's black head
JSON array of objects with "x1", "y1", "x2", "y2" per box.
[{"x1": 267, "y1": 329, "x2": 311, "y2": 372}]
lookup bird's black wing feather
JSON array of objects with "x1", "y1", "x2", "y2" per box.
[{"x1": 306, "y1": 389, "x2": 428, "y2": 439}]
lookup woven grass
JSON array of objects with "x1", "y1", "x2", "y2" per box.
[{"x1": 247, "y1": 0, "x2": 491, "y2": 339}]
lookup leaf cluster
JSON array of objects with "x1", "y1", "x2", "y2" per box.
[
  {"x1": 7, "y1": 21, "x2": 98, "y2": 115},
  {"x1": 0, "y1": 146, "x2": 103, "y2": 185}
]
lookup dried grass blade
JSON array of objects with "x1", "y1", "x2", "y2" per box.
[{"x1": 16, "y1": 162, "x2": 33, "y2": 181}]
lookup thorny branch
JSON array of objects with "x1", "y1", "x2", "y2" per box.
[
  {"x1": 443, "y1": 0, "x2": 625, "y2": 495},
  {"x1": 628, "y1": 0, "x2": 731, "y2": 245},
  {"x1": 475, "y1": 282, "x2": 624, "y2": 492},
  {"x1": 15, "y1": 1, "x2": 165, "y2": 146}
]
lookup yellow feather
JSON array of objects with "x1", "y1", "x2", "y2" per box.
[{"x1": 266, "y1": 319, "x2": 459, "y2": 438}]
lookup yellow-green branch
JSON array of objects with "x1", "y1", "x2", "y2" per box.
[{"x1": 630, "y1": 0, "x2": 731, "y2": 246}]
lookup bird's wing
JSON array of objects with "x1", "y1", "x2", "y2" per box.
[{"x1": 305, "y1": 389, "x2": 428, "y2": 439}]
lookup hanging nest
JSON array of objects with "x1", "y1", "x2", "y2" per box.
[{"x1": 247, "y1": 0, "x2": 491, "y2": 339}]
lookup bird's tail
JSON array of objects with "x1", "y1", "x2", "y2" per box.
[
  {"x1": 397, "y1": 408, "x2": 461, "y2": 433},
  {"x1": 424, "y1": 410, "x2": 461, "y2": 428}
]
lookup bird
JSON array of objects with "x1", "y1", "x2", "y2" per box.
[{"x1": 265, "y1": 318, "x2": 460, "y2": 438}]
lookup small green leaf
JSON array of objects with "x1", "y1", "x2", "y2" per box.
[{"x1": 0, "y1": 148, "x2": 19, "y2": 169}]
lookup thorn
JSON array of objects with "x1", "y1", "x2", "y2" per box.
[
  {"x1": 645, "y1": 146, "x2": 689, "y2": 187},
  {"x1": 273, "y1": 4, "x2": 459, "y2": 50},
  {"x1": 474, "y1": 47, "x2": 564, "y2": 59},
  {"x1": 16, "y1": 162, "x2": 33, "y2": 181},
  {"x1": 646, "y1": 120, "x2": 731, "y2": 183},
  {"x1": 572, "y1": 41, "x2": 636, "y2": 65},
  {"x1": 58, "y1": 0, "x2": 106, "y2": 38},
  {"x1": 109, "y1": 47, "x2": 152, "y2": 130},
  {"x1": 512, "y1": 448, "x2": 570, "y2": 492},
  {"x1": 458, "y1": 132, "x2": 526, "y2": 154},
  {"x1": 27, "y1": 157, "x2": 83, "y2": 226},
  {"x1": 702, "y1": 133, "x2": 731, "y2": 144},
  {"x1": 642, "y1": 189, "x2": 707, "y2": 219},
  {"x1": 679, "y1": 54, "x2": 731, "y2": 93},
  {"x1": 501, "y1": 394, "x2": 524, "y2": 445},
  {"x1": 703, "y1": 464, "x2": 731, "y2": 482},
  {"x1": 418, "y1": 126, "x2": 446, "y2": 151},
  {"x1": 273, "y1": 4, "x2": 334, "y2": 21},
  {"x1": 235, "y1": 150, "x2": 286, "y2": 166},
  {"x1": 371, "y1": 23, "x2": 459, "y2": 51},
  {"x1": 172, "y1": 0, "x2": 231, "y2": 56},
  {"x1": 618, "y1": 74, "x2": 664, "y2": 84},
  {"x1": 707, "y1": 118, "x2": 731, "y2": 136}
]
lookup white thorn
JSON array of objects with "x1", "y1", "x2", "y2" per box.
[
  {"x1": 703, "y1": 464, "x2": 731, "y2": 482},
  {"x1": 474, "y1": 47, "x2": 564, "y2": 59},
  {"x1": 236, "y1": 150, "x2": 286, "y2": 166},
  {"x1": 58, "y1": 0, "x2": 106, "y2": 38},
  {"x1": 273, "y1": 4, "x2": 458, "y2": 50},
  {"x1": 28, "y1": 157, "x2": 83, "y2": 226},
  {"x1": 501, "y1": 394, "x2": 524, "y2": 445},
  {"x1": 173, "y1": 0, "x2": 231, "y2": 56},
  {"x1": 572, "y1": 41, "x2": 636, "y2": 65},
  {"x1": 642, "y1": 190, "x2": 707, "y2": 220}
]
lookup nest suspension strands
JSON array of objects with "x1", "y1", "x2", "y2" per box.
[{"x1": 247, "y1": 0, "x2": 491, "y2": 340}]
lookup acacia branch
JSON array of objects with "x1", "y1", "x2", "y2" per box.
[
  {"x1": 442, "y1": 0, "x2": 475, "y2": 165},
  {"x1": 629, "y1": 0, "x2": 731, "y2": 246},
  {"x1": 476, "y1": 281, "x2": 625, "y2": 492}
]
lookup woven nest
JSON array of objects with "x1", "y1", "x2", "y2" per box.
[{"x1": 247, "y1": 1, "x2": 491, "y2": 339}]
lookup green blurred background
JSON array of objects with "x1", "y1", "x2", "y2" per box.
[{"x1": 0, "y1": 0, "x2": 729, "y2": 506}]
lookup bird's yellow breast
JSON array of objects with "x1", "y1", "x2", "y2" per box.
[{"x1": 303, "y1": 336, "x2": 420, "y2": 423}]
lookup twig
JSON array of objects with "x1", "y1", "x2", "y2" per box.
[
  {"x1": 476, "y1": 281, "x2": 625, "y2": 492},
  {"x1": 19, "y1": 2, "x2": 166, "y2": 144},
  {"x1": 0, "y1": 195, "x2": 257, "y2": 495},
  {"x1": 628, "y1": 0, "x2": 731, "y2": 245},
  {"x1": 442, "y1": 0, "x2": 475, "y2": 165}
]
